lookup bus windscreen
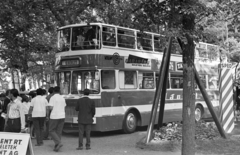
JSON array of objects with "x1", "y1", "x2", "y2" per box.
[{"x1": 71, "y1": 70, "x2": 100, "y2": 94}]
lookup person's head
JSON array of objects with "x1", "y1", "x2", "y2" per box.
[
  {"x1": 42, "y1": 89, "x2": 47, "y2": 96},
  {"x1": 36, "y1": 88, "x2": 43, "y2": 95},
  {"x1": 83, "y1": 89, "x2": 90, "y2": 96},
  {"x1": 29, "y1": 91, "x2": 36, "y2": 99},
  {"x1": 10, "y1": 89, "x2": 19, "y2": 100},
  {"x1": 54, "y1": 86, "x2": 60, "y2": 93},
  {"x1": 22, "y1": 95, "x2": 29, "y2": 103},
  {"x1": 5, "y1": 89, "x2": 11, "y2": 97},
  {"x1": 48, "y1": 87, "x2": 54, "y2": 94},
  {"x1": 0, "y1": 93, "x2": 6, "y2": 101}
]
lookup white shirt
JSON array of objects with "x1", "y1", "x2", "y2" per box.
[
  {"x1": 22, "y1": 102, "x2": 31, "y2": 115},
  {"x1": 49, "y1": 94, "x2": 66, "y2": 119},
  {"x1": 7, "y1": 98, "x2": 25, "y2": 129},
  {"x1": 30, "y1": 95, "x2": 48, "y2": 117}
]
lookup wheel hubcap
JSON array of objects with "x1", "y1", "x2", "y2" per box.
[
  {"x1": 126, "y1": 113, "x2": 136, "y2": 129},
  {"x1": 195, "y1": 108, "x2": 201, "y2": 121}
]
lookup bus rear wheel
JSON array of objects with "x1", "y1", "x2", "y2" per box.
[
  {"x1": 195, "y1": 105, "x2": 203, "y2": 122},
  {"x1": 123, "y1": 111, "x2": 137, "y2": 134}
]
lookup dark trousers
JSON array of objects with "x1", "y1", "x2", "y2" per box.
[
  {"x1": 0, "y1": 117, "x2": 5, "y2": 131},
  {"x1": 49, "y1": 119, "x2": 65, "y2": 145},
  {"x1": 78, "y1": 124, "x2": 91, "y2": 147},
  {"x1": 5, "y1": 118, "x2": 21, "y2": 133},
  {"x1": 44, "y1": 120, "x2": 49, "y2": 139},
  {"x1": 32, "y1": 117, "x2": 45, "y2": 144}
]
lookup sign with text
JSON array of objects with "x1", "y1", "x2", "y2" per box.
[
  {"x1": 176, "y1": 62, "x2": 183, "y2": 70},
  {"x1": 219, "y1": 63, "x2": 232, "y2": 69},
  {"x1": 124, "y1": 56, "x2": 151, "y2": 70},
  {"x1": 0, "y1": 132, "x2": 34, "y2": 155},
  {"x1": 60, "y1": 58, "x2": 81, "y2": 68}
]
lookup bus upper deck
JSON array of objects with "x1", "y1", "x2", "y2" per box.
[{"x1": 57, "y1": 23, "x2": 181, "y2": 54}]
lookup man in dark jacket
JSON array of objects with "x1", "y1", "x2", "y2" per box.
[
  {"x1": 0, "y1": 93, "x2": 6, "y2": 131},
  {"x1": 1, "y1": 90, "x2": 11, "y2": 131},
  {"x1": 75, "y1": 89, "x2": 95, "y2": 150}
]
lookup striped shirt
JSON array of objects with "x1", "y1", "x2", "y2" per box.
[{"x1": 7, "y1": 98, "x2": 25, "y2": 129}]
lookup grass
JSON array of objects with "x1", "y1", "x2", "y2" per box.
[
  {"x1": 136, "y1": 121, "x2": 240, "y2": 155},
  {"x1": 196, "y1": 136, "x2": 240, "y2": 155},
  {"x1": 136, "y1": 135, "x2": 240, "y2": 154}
]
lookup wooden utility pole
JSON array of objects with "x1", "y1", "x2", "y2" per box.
[
  {"x1": 145, "y1": 37, "x2": 173, "y2": 143},
  {"x1": 179, "y1": 13, "x2": 196, "y2": 155},
  {"x1": 157, "y1": 45, "x2": 171, "y2": 129},
  {"x1": 181, "y1": 34, "x2": 195, "y2": 155},
  {"x1": 193, "y1": 64, "x2": 227, "y2": 138}
]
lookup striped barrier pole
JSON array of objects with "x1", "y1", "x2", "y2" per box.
[{"x1": 219, "y1": 63, "x2": 235, "y2": 133}]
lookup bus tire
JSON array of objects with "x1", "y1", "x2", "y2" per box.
[
  {"x1": 195, "y1": 105, "x2": 203, "y2": 122},
  {"x1": 122, "y1": 111, "x2": 137, "y2": 134}
]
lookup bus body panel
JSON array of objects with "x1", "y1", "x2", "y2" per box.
[{"x1": 64, "y1": 89, "x2": 219, "y2": 132}]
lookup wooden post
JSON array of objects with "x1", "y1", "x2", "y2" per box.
[
  {"x1": 157, "y1": 43, "x2": 171, "y2": 129},
  {"x1": 193, "y1": 64, "x2": 227, "y2": 139},
  {"x1": 181, "y1": 34, "x2": 196, "y2": 155},
  {"x1": 145, "y1": 37, "x2": 173, "y2": 143}
]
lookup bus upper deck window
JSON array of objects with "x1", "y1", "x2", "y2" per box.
[
  {"x1": 137, "y1": 33, "x2": 152, "y2": 51},
  {"x1": 172, "y1": 39, "x2": 182, "y2": 55},
  {"x1": 154, "y1": 35, "x2": 166, "y2": 52},
  {"x1": 72, "y1": 26, "x2": 100, "y2": 50},
  {"x1": 117, "y1": 29, "x2": 135, "y2": 49},
  {"x1": 102, "y1": 26, "x2": 116, "y2": 46},
  {"x1": 58, "y1": 28, "x2": 70, "y2": 52}
]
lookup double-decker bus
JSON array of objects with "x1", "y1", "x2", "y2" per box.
[{"x1": 55, "y1": 23, "x2": 220, "y2": 133}]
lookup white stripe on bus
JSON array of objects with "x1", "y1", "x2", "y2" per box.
[
  {"x1": 94, "y1": 101, "x2": 218, "y2": 117},
  {"x1": 56, "y1": 48, "x2": 182, "y2": 62}
]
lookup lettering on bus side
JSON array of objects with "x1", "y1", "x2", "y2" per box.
[{"x1": 165, "y1": 92, "x2": 203, "y2": 100}]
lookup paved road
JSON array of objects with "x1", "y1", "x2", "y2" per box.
[{"x1": 32, "y1": 128, "x2": 181, "y2": 155}]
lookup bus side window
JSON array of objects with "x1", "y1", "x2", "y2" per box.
[
  {"x1": 208, "y1": 75, "x2": 218, "y2": 89},
  {"x1": 138, "y1": 72, "x2": 154, "y2": 89},
  {"x1": 155, "y1": 73, "x2": 170, "y2": 89},
  {"x1": 170, "y1": 73, "x2": 183, "y2": 89},
  {"x1": 119, "y1": 70, "x2": 137, "y2": 89},
  {"x1": 102, "y1": 26, "x2": 116, "y2": 46},
  {"x1": 101, "y1": 70, "x2": 116, "y2": 89},
  {"x1": 117, "y1": 28, "x2": 135, "y2": 49}
]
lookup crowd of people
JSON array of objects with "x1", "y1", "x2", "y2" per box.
[{"x1": 0, "y1": 87, "x2": 96, "y2": 152}]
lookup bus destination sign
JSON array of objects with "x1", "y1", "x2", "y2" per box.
[{"x1": 60, "y1": 59, "x2": 80, "y2": 67}]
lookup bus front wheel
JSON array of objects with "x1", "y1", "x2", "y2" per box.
[
  {"x1": 123, "y1": 111, "x2": 137, "y2": 134},
  {"x1": 195, "y1": 105, "x2": 203, "y2": 122}
]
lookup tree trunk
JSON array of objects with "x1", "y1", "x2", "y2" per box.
[
  {"x1": 182, "y1": 34, "x2": 195, "y2": 155},
  {"x1": 20, "y1": 73, "x2": 27, "y2": 91}
]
